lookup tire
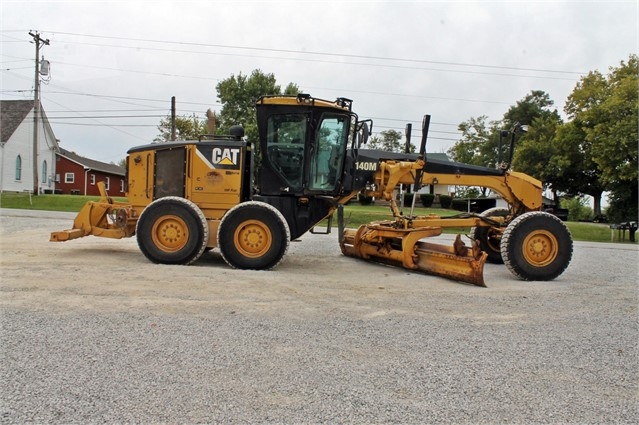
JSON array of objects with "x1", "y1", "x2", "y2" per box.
[
  {"x1": 470, "y1": 207, "x2": 510, "y2": 264},
  {"x1": 218, "y1": 201, "x2": 290, "y2": 270},
  {"x1": 501, "y1": 211, "x2": 573, "y2": 281},
  {"x1": 136, "y1": 197, "x2": 208, "y2": 265}
]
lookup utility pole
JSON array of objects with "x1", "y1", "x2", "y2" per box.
[
  {"x1": 29, "y1": 30, "x2": 49, "y2": 196},
  {"x1": 170, "y1": 96, "x2": 176, "y2": 141}
]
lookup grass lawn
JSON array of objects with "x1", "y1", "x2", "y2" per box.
[
  {"x1": 0, "y1": 192, "x2": 127, "y2": 212},
  {"x1": 1, "y1": 192, "x2": 634, "y2": 243}
]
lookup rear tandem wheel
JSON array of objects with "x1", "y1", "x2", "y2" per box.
[
  {"x1": 217, "y1": 201, "x2": 290, "y2": 270},
  {"x1": 135, "y1": 196, "x2": 209, "y2": 265},
  {"x1": 501, "y1": 211, "x2": 573, "y2": 281}
]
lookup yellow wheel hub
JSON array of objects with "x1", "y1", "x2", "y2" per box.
[
  {"x1": 234, "y1": 220, "x2": 272, "y2": 258},
  {"x1": 522, "y1": 230, "x2": 558, "y2": 267},
  {"x1": 151, "y1": 215, "x2": 189, "y2": 252}
]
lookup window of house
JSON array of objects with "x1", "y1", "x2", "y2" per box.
[
  {"x1": 105, "y1": 177, "x2": 110, "y2": 190},
  {"x1": 15, "y1": 155, "x2": 22, "y2": 181},
  {"x1": 119, "y1": 179, "x2": 124, "y2": 192},
  {"x1": 65, "y1": 172, "x2": 74, "y2": 183},
  {"x1": 41, "y1": 160, "x2": 47, "y2": 183},
  {"x1": 90, "y1": 174, "x2": 95, "y2": 185}
]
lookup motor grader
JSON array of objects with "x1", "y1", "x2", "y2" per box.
[{"x1": 50, "y1": 94, "x2": 573, "y2": 286}]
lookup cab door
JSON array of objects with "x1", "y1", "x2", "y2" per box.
[{"x1": 306, "y1": 113, "x2": 352, "y2": 194}]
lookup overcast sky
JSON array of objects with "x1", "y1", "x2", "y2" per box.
[{"x1": 1, "y1": 1, "x2": 637, "y2": 164}]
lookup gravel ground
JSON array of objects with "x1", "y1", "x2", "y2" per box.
[{"x1": 1, "y1": 209, "x2": 638, "y2": 424}]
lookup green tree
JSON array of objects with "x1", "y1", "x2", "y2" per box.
[
  {"x1": 553, "y1": 120, "x2": 607, "y2": 215},
  {"x1": 450, "y1": 91, "x2": 559, "y2": 170},
  {"x1": 450, "y1": 91, "x2": 561, "y2": 198},
  {"x1": 563, "y1": 55, "x2": 638, "y2": 221},
  {"x1": 215, "y1": 69, "x2": 299, "y2": 145},
  {"x1": 510, "y1": 112, "x2": 605, "y2": 207},
  {"x1": 447, "y1": 116, "x2": 496, "y2": 167},
  {"x1": 154, "y1": 113, "x2": 207, "y2": 142},
  {"x1": 367, "y1": 129, "x2": 407, "y2": 153},
  {"x1": 501, "y1": 90, "x2": 561, "y2": 174},
  {"x1": 502, "y1": 90, "x2": 557, "y2": 129}
]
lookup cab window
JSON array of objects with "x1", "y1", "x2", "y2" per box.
[
  {"x1": 266, "y1": 114, "x2": 306, "y2": 189},
  {"x1": 309, "y1": 115, "x2": 350, "y2": 191}
]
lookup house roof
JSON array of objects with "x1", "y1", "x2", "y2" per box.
[
  {"x1": 1, "y1": 100, "x2": 34, "y2": 144},
  {"x1": 427, "y1": 152, "x2": 450, "y2": 161},
  {"x1": 58, "y1": 147, "x2": 125, "y2": 176}
]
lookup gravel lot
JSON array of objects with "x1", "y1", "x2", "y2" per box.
[{"x1": 1, "y1": 209, "x2": 638, "y2": 424}]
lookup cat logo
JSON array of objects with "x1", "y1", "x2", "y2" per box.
[{"x1": 212, "y1": 147, "x2": 240, "y2": 166}]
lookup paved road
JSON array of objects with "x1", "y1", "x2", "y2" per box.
[{"x1": 1, "y1": 209, "x2": 637, "y2": 424}]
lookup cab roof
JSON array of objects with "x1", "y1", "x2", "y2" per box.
[{"x1": 256, "y1": 94, "x2": 352, "y2": 112}]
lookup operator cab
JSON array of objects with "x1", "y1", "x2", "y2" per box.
[{"x1": 255, "y1": 94, "x2": 358, "y2": 197}]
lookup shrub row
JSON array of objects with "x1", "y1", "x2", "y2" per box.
[{"x1": 360, "y1": 193, "x2": 453, "y2": 208}]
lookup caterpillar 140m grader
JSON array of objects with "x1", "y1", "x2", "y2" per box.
[{"x1": 50, "y1": 94, "x2": 573, "y2": 286}]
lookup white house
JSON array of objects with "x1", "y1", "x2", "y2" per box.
[{"x1": 0, "y1": 100, "x2": 59, "y2": 194}]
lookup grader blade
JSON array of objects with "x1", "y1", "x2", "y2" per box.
[{"x1": 340, "y1": 224, "x2": 488, "y2": 286}]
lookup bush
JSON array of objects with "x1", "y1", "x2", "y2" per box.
[
  {"x1": 439, "y1": 194, "x2": 452, "y2": 209},
  {"x1": 559, "y1": 197, "x2": 592, "y2": 221},
  {"x1": 358, "y1": 194, "x2": 374, "y2": 205},
  {"x1": 451, "y1": 199, "x2": 468, "y2": 212},
  {"x1": 402, "y1": 193, "x2": 414, "y2": 207},
  {"x1": 420, "y1": 193, "x2": 434, "y2": 207}
]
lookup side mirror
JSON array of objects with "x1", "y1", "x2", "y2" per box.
[{"x1": 357, "y1": 119, "x2": 373, "y2": 147}]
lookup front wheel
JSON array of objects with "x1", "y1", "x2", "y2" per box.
[
  {"x1": 501, "y1": 211, "x2": 573, "y2": 281},
  {"x1": 217, "y1": 201, "x2": 290, "y2": 270}
]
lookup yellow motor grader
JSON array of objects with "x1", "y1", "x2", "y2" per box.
[{"x1": 50, "y1": 94, "x2": 572, "y2": 286}]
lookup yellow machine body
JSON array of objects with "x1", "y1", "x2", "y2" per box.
[{"x1": 50, "y1": 94, "x2": 572, "y2": 286}]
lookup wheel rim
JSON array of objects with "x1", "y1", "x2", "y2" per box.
[
  {"x1": 234, "y1": 219, "x2": 273, "y2": 258},
  {"x1": 151, "y1": 214, "x2": 189, "y2": 252},
  {"x1": 522, "y1": 229, "x2": 559, "y2": 267}
]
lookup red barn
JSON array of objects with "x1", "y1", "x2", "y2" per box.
[{"x1": 55, "y1": 148, "x2": 126, "y2": 196}]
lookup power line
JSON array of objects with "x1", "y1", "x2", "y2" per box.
[
  {"x1": 43, "y1": 90, "x2": 218, "y2": 107},
  {"x1": 54, "y1": 60, "x2": 221, "y2": 82},
  {"x1": 7, "y1": 77, "x2": 462, "y2": 135},
  {"x1": 43, "y1": 96, "x2": 150, "y2": 142},
  {"x1": 1, "y1": 30, "x2": 579, "y2": 82},
  {"x1": 47, "y1": 122, "x2": 158, "y2": 127},
  {"x1": 1, "y1": 38, "x2": 552, "y2": 110},
  {"x1": 38, "y1": 38, "x2": 579, "y2": 82},
  {"x1": 4, "y1": 63, "x2": 514, "y2": 110},
  {"x1": 41, "y1": 30, "x2": 587, "y2": 75},
  {"x1": 45, "y1": 114, "x2": 167, "y2": 119}
]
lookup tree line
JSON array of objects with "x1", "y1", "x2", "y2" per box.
[
  {"x1": 155, "y1": 55, "x2": 638, "y2": 223},
  {"x1": 449, "y1": 55, "x2": 637, "y2": 223}
]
